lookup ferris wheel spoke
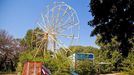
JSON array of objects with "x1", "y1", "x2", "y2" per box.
[
  {"x1": 36, "y1": 39, "x2": 44, "y2": 48},
  {"x1": 54, "y1": 7, "x2": 69, "y2": 28},
  {"x1": 56, "y1": 39, "x2": 73, "y2": 52},
  {"x1": 55, "y1": 12, "x2": 75, "y2": 29},
  {"x1": 44, "y1": 14, "x2": 51, "y2": 27},
  {"x1": 38, "y1": 39, "x2": 47, "y2": 50},
  {"x1": 36, "y1": 41, "x2": 41, "y2": 45},
  {"x1": 46, "y1": 5, "x2": 50, "y2": 21},
  {"x1": 34, "y1": 31, "x2": 44, "y2": 35},
  {"x1": 54, "y1": 7, "x2": 61, "y2": 26},
  {"x1": 56, "y1": 20, "x2": 75, "y2": 32},
  {"x1": 48, "y1": 37, "x2": 54, "y2": 51},
  {"x1": 56, "y1": 20, "x2": 74, "y2": 31},
  {"x1": 48, "y1": 35, "x2": 68, "y2": 52},
  {"x1": 59, "y1": 34, "x2": 79, "y2": 39},
  {"x1": 60, "y1": 12, "x2": 75, "y2": 26},
  {"x1": 55, "y1": 6, "x2": 62, "y2": 26},
  {"x1": 58, "y1": 23, "x2": 77, "y2": 33},
  {"x1": 37, "y1": 22, "x2": 47, "y2": 31},
  {"x1": 63, "y1": 6, "x2": 70, "y2": 16},
  {"x1": 32, "y1": 31, "x2": 44, "y2": 48},
  {"x1": 70, "y1": 35, "x2": 74, "y2": 46},
  {"x1": 56, "y1": 6, "x2": 68, "y2": 26},
  {"x1": 44, "y1": 6, "x2": 50, "y2": 27},
  {"x1": 50, "y1": 9, "x2": 55, "y2": 27},
  {"x1": 58, "y1": 34, "x2": 73, "y2": 38},
  {"x1": 41, "y1": 14, "x2": 49, "y2": 30},
  {"x1": 51, "y1": 2, "x2": 61, "y2": 28}
]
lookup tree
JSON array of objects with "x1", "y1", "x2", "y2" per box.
[
  {"x1": 20, "y1": 27, "x2": 43, "y2": 50},
  {"x1": 96, "y1": 36, "x2": 120, "y2": 51},
  {"x1": 0, "y1": 30, "x2": 25, "y2": 72},
  {"x1": 89, "y1": 0, "x2": 134, "y2": 57}
]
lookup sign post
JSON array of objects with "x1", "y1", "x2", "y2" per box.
[{"x1": 69, "y1": 53, "x2": 95, "y2": 75}]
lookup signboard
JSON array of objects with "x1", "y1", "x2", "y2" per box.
[
  {"x1": 88, "y1": 53, "x2": 94, "y2": 60},
  {"x1": 75, "y1": 53, "x2": 94, "y2": 60},
  {"x1": 69, "y1": 53, "x2": 95, "y2": 73}
]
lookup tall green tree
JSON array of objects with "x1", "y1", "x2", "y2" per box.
[
  {"x1": 21, "y1": 27, "x2": 43, "y2": 50},
  {"x1": 96, "y1": 36, "x2": 120, "y2": 51},
  {"x1": 89, "y1": 0, "x2": 134, "y2": 57}
]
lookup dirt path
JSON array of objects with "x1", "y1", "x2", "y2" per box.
[
  {"x1": 100, "y1": 73, "x2": 129, "y2": 75},
  {"x1": 0, "y1": 73, "x2": 18, "y2": 75},
  {"x1": 0, "y1": 74, "x2": 17, "y2": 75}
]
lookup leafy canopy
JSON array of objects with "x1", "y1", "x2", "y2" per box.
[{"x1": 89, "y1": 0, "x2": 134, "y2": 57}]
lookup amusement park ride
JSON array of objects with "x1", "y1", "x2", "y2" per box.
[
  {"x1": 33, "y1": 1, "x2": 80, "y2": 57},
  {"x1": 22, "y1": 1, "x2": 80, "y2": 75}
]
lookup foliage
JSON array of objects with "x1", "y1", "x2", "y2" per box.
[
  {"x1": 17, "y1": 46, "x2": 101, "y2": 74},
  {"x1": 20, "y1": 27, "x2": 43, "y2": 50},
  {"x1": 17, "y1": 44, "x2": 134, "y2": 74},
  {"x1": 16, "y1": 50, "x2": 50, "y2": 72},
  {"x1": 48, "y1": 54, "x2": 71, "y2": 75},
  {"x1": 69, "y1": 46, "x2": 120, "y2": 74},
  {"x1": 96, "y1": 36, "x2": 120, "y2": 51},
  {"x1": 69, "y1": 46, "x2": 119, "y2": 74},
  {"x1": 69, "y1": 46, "x2": 99, "y2": 74},
  {"x1": 69, "y1": 46, "x2": 99, "y2": 55},
  {"x1": 17, "y1": 49, "x2": 71, "y2": 74},
  {"x1": 96, "y1": 36, "x2": 123, "y2": 71},
  {"x1": 69, "y1": 46, "x2": 100, "y2": 74},
  {"x1": 99, "y1": 50, "x2": 122, "y2": 72},
  {"x1": 76, "y1": 60, "x2": 96, "y2": 75},
  {"x1": 0, "y1": 30, "x2": 25, "y2": 72},
  {"x1": 121, "y1": 50, "x2": 134, "y2": 74},
  {"x1": 89, "y1": 0, "x2": 134, "y2": 57},
  {"x1": 18, "y1": 27, "x2": 134, "y2": 74}
]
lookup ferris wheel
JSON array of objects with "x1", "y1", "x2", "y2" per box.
[{"x1": 33, "y1": 2, "x2": 79, "y2": 56}]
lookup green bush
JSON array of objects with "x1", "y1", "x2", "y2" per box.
[
  {"x1": 121, "y1": 51, "x2": 134, "y2": 74},
  {"x1": 75, "y1": 60, "x2": 95, "y2": 75},
  {"x1": 17, "y1": 49, "x2": 71, "y2": 74}
]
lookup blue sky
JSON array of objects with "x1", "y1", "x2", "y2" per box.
[{"x1": 0, "y1": 0, "x2": 98, "y2": 48}]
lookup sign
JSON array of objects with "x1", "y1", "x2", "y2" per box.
[
  {"x1": 71, "y1": 71, "x2": 78, "y2": 75},
  {"x1": 69, "y1": 53, "x2": 95, "y2": 73},
  {"x1": 75, "y1": 53, "x2": 94, "y2": 60},
  {"x1": 88, "y1": 53, "x2": 94, "y2": 60}
]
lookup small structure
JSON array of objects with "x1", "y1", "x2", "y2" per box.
[
  {"x1": 98, "y1": 62, "x2": 112, "y2": 73},
  {"x1": 22, "y1": 62, "x2": 51, "y2": 75}
]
